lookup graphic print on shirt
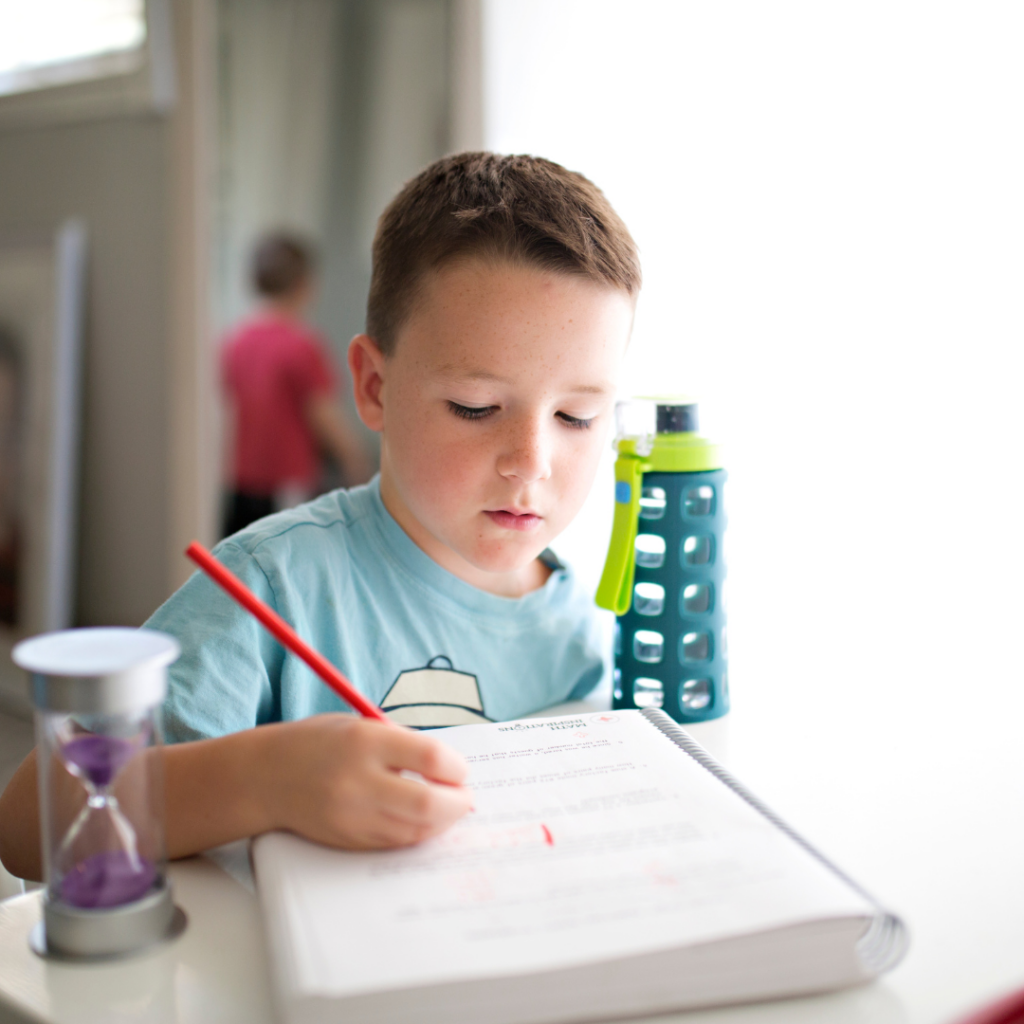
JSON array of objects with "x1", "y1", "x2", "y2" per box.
[{"x1": 380, "y1": 655, "x2": 492, "y2": 729}]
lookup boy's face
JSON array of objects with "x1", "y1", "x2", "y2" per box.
[{"x1": 350, "y1": 260, "x2": 633, "y2": 597}]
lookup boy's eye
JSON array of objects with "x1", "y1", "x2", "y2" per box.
[
  {"x1": 557, "y1": 412, "x2": 594, "y2": 430},
  {"x1": 447, "y1": 401, "x2": 497, "y2": 421}
]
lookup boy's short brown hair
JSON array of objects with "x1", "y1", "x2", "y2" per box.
[
  {"x1": 367, "y1": 152, "x2": 641, "y2": 355},
  {"x1": 252, "y1": 232, "x2": 316, "y2": 298}
]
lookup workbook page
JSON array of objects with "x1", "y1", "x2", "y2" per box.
[{"x1": 256, "y1": 711, "x2": 871, "y2": 998}]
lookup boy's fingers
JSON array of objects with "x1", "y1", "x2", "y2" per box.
[
  {"x1": 373, "y1": 772, "x2": 473, "y2": 827},
  {"x1": 375, "y1": 806, "x2": 467, "y2": 847},
  {"x1": 358, "y1": 818, "x2": 433, "y2": 849},
  {"x1": 380, "y1": 728, "x2": 469, "y2": 786},
  {"x1": 333, "y1": 820, "x2": 428, "y2": 850}
]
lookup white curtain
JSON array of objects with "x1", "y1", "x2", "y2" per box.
[{"x1": 216, "y1": 0, "x2": 338, "y2": 330}]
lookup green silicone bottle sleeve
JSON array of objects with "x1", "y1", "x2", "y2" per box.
[{"x1": 596, "y1": 455, "x2": 645, "y2": 615}]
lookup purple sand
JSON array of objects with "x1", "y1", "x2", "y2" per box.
[
  {"x1": 59, "y1": 851, "x2": 157, "y2": 908},
  {"x1": 60, "y1": 735, "x2": 139, "y2": 787}
]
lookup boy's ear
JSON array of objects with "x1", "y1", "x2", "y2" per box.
[{"x1": 348, "y1": 334, "x2": 386, "y2": 432}]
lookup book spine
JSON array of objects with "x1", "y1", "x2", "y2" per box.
[{"x1": 639, "y1": 708, "x2": 908, "y2": 975}]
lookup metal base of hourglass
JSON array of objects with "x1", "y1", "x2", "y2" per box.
[{"x1": 30, "y1": 879, "x2": 187, "y2": 961}]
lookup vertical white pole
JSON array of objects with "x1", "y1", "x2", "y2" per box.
[
  {"x1": 167, "y1": 0, "x2": 219, "y2": 595},
  {"x1": 45, "y1": 220, "x2": 87, "y2": 631},
  {"x1": 449, "y1": 0, "x2": 484, "y2": 153}
]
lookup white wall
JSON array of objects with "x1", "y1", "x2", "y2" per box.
[
  {"x1": 484, "y1": 2, "x2": 1024, "y2": 715},
  {"x1": 216, "y1": 0, "x2": 339, "y2": 331},
  {"x1": 317, "y1": 0, "x2": 452, "y2": 352},
  {"x1": 0, "y1": 117, "x2": 172, "y2": 631},
  {"x1": 0, "y1": 0, "x2": 218, "y2": 654}
]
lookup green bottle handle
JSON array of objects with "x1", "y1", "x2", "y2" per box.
[{"x1": 596, "y1": 455, "x2": 646, "y2": 615}]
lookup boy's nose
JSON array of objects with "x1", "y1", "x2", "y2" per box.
[{"x1": 496, "y1": 417, "x2": 552, "y2": 485}]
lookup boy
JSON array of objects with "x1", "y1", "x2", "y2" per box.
[
  {"x1": 222, "y1": 232, "x2": 370, "y2": 536},
  {"x1": 0, "y1": 152, "x2": 641, "y2": 880}
]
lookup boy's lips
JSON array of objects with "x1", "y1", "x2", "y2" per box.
[{"x1": 484, "y1": 509, "x2": 543, "y2": 531}]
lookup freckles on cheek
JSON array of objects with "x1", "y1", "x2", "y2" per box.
[
  {"x1": 399, "y1": 428, "x2": 481, "y2": 511},
  {"x1": 560, "y1": 439, "x2": 605, "y2": 509}
]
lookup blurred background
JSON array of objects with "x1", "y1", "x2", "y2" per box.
[
  {"x1": 1, "y1": 3, "x2": 1024, "y2": 1008},
  {"x1": 0, "y1": 0, "x2": 1022, "y2": 747}
]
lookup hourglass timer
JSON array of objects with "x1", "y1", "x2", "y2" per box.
[{"x1": 13, "y1": 627, "x2": 186, "y2": 959}]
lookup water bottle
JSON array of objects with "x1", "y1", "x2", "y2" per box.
[{"x1": 596, "y1": 399, "x2": 728, "y2": 723}]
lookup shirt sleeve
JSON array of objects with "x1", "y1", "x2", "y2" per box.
[{"x1": 144, "y1": 540, "x2": 286, "y2": 742}]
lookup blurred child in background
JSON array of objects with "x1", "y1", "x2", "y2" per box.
[{"x1": 222, "y1": 232, "x2": 371, "y2": 536}]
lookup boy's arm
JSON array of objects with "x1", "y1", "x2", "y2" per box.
[
  {"x1": 0, "y1": 750, "x2": 41, "y2": 881},
  {"x1": 0, "y1": 715, "x2": 472, "y2": 882}
]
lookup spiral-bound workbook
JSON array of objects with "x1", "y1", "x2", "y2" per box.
[{"x1": 254, "y1": 710, "x2": 907, "y2": 1024}]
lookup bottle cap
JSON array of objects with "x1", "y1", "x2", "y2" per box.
[{"x1": 656, "y1": 402, "x2": 698, "y2": 433}]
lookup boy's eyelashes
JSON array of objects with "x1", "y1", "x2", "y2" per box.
[
  {"x1": 445, "y1": 401, "x2": 594, "y2": 430},
  {"x1": 447, "y1": 401, "x2": 497, "y2": 421},
  {"x1": 555, "y1": 411, "x2": 594, "y2": 430}
]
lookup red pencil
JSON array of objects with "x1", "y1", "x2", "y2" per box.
[{"x1": 185, "y1": 541, "x2": 389, "y2": 723}]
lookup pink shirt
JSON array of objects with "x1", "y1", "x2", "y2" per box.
[{"x1": 222, "y1": 314, "x2": 335, "y2": 494}]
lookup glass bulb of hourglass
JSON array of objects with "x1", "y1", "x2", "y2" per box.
[{"x1": 56, "y1": 725, "x2": 156, "y2": 908}]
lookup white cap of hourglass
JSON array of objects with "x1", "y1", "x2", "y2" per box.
[{"x1": 14, "y1": 627, "x2": 180, "y2": 714}]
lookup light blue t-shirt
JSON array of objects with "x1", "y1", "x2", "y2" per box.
[{"x1": 146, "y1": 477, "x2": 603, "y2": 741}]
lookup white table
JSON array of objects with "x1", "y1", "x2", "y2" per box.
[
  {"x1": 2, "y1": 684, "x2": 1023, "y2": 1024},
  {"x1": 0, "y1": 847, "x2": 272, "y2": 1024}
]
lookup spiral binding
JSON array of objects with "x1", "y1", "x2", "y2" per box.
[{"x1": 639, "y1": 708, "x2": 909, "y2": 975}]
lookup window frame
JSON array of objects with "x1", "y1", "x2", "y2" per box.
[{"x1": 0, "y1": 0, "x2": 175, "y2": 128}]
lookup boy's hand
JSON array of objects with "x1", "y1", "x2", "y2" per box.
[
  {"x1": 263, "y1": 715, "x2": 473, "y2": 849},
  {"x1": 2, "y1": 715, "x2": 474, "y2": 880}
]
